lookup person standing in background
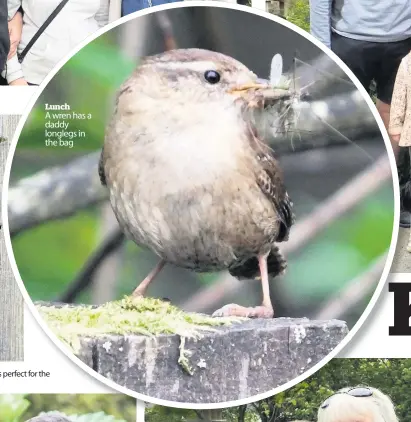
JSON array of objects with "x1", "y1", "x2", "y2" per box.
[
  {"x1": 389, "y1": 50, "x2": 411, "y2": 247},
  {"x1": 309, "y1": 0, "x2": 411, "y2": 228},
  {"x1": 110, "y1": 0, "x2": 240, "y2": 16},
  {"x1": 389, "y1": 51, "x2": 411, "y2": 159},
  {"x1": 0, "y1": 0, "x2": 9, "y2": 71},
  {"x1": 3, "y1": 0, "x2": 112, "y2": 86},
  {"x1": 318, "y1": 386, "x2": 398, "y2": 422},
  {"x1": 108, "y1": 0, "x2": 190, "y2": 17},
  {"x1": 122, "y1": 0, "x2": 180, "y2": 14}
]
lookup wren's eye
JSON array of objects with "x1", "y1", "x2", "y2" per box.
[{"x1": 204, "y1": 70, "x2": 221, "y2": 84}]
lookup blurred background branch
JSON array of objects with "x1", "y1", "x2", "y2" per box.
[
  {"x1": 314, "y1": 252, "x2": 387, "y2": 320},
  {"x1": 8, "y1": 152, "x2": 105, "y2": 236}
]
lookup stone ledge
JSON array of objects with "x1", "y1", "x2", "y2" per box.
[{"x1": 72, "y1": 317, "x2": 348, "y2": 403}]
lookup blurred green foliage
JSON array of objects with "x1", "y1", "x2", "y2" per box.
[
  {"x1": 285, "y1": 191, "x2": 393, "y2": 304},
  {"x1": 286, "y1": 0, "x2": 310, "y2": 32},
  {"x1": 148, "y1": 359, "x2": 411, "y2": 422},
  {"x1": 0, "y1": 394, "x2": 135, "y2": 422},
  {"x1": 146, "y1": 407, "x2": 198, "y2": 422},
  {"x1": 12, "y1": 210, "x2": 97, "y2": 302},
  {"x1": 0, "y1": 395, "x2": 30, "y2": 422}
]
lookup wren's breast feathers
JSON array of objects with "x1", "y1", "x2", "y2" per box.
[{"x1": 101, "y1": 141, "x2": 280, "y2": 259}]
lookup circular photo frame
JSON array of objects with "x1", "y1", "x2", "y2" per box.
[{"x1": 2, "y1": 2, "x2": 398, "y2": 408}]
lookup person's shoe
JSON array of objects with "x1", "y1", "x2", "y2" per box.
[{"x1": 400, "y1": 211, "x2": 411, "y2": 228}]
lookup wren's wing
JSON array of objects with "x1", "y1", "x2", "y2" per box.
[
  {"x1": 228, "y1": 144, "x2": 293, "y2": 281},
  {"x1": 247, "y1": 116, "x2": 294, "y2": 242},
  {"x1": 98, "y1": 148, "x2": 107, "y2": 186},
  {"x1": 255, "y1": 150, "x2": 294, "y2": 242},
  {"x1": 228, "y1": 126, "x2": 294, "y2": 281}
]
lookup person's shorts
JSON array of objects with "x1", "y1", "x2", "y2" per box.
[
  {"x1": 122, "y1": 0, "x2": 181, "y2": 14},
  {"x1": 331, "y1": 32, "x2": 411, "y2": 104}
]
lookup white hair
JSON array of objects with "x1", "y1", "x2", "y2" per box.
[
  {"x1": 317, "y1": 387, "x2": 398, "y2": 422},
  {"x1": 25, "y1": 416, "x2": 71, "y2": 422}
]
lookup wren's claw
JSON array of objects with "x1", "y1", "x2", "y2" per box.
[{"x1": 212, "y1": 303, "x2": 274, "y2": 318}]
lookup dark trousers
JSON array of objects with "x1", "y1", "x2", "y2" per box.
[
  {"x1": 399, "y1": 148, "x2": 411, "y2": 212},
  {"x1": 331, "y1": 32, "x2": 411, "y2": 104},
  {"x1": 0, "y1": 0, "x2": 9, "y2": 71},
  {"x1": 332, "y1": 33, "x2": 411, "y2": 207}
]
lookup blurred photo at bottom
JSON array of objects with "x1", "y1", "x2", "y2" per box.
[
  {"x1": 139, "y1": 358, "x2": 405, "y2": 422},
  {"x1": 0, "y1": 394, "x2": 136, "y2": 422}
]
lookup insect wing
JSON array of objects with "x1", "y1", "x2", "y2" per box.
[{"x1": 270, "y1": 53, "x2": 283, "y2": 87}]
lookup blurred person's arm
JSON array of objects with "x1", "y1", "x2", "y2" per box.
[
  {"x1": 1, "y1": 52, "x2": 27, "y2": 84},
  {"x1": 309, "y1": 0, "x2": 332, "y2": 49},
  {"x1": 95, "y1": 0, "x2": 110, "y2": 27},
  {"x1": 0, "y1": 0, "x2": 9, "y2": 71},
  {"x1": 389, "y1": 57, "x2": 408, "y2": 149},
  {"x1": 7, "y1": 0, "x2": 21, "y2": 20},
  {"x1": 109, "y1": 0, "x2": 121, "y2": 21},
  {"x1": 8, "y1": 9, "x2": 22, "y2": 59},
  {"x1": 3, "y1": 1, "x2": 24, "y2": 82}
]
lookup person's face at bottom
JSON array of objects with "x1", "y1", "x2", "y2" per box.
[{"x1": 336, "y1": 414, "x2": 374, "y2": 422}]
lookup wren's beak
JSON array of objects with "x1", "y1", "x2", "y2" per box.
[
  {"x1": 228, "y1": 78, "x2": 291, "y2": 107},
  {"x1": 228, "y1": 79, "x2": 270, "y2": 95}
]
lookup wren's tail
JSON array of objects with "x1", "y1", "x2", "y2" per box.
[{"x1": 229, "y1": 246, "x2": 287, "y2": 280}]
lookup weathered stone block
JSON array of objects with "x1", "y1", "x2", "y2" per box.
[{"x1": 74, "y1": 317, "x2": 348, "y2": 403}]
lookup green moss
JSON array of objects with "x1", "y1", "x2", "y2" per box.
[{"x1": 37, "y1": 296, "x2": 243, "y2": 353}]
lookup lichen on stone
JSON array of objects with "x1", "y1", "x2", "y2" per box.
[{"x1": 178, "y1": 337, "x2": 194, "y2": 375}]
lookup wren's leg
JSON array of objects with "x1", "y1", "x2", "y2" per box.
[
  {"x1": 132, "y1": 259, "x2": 166, "y2": 297},
  {"x1": 212, "y1": 254, "x2": 274, "y2": 318},
  {"x1": 258, "y1": 254, "x2": 274, "y2": 313}
]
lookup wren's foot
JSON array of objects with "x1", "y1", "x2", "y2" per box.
[{"x1": 212, "y1": 303, "x2": 274, "y2": 318}]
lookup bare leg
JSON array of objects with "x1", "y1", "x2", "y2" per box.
[
  {"x1": 381, "y1": 98, "x2": 411, "y2": 230},
  {"x1": 132, "y1": 259, "x2": 166, "y2": 297},
  {"x1": 212, "y1": 254, "x2": 274, "y2": 318},
  {"x1": 376, "y1": 100, "x2": 400, "y2": 160}
]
